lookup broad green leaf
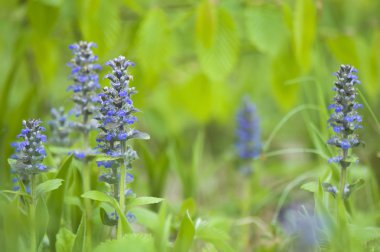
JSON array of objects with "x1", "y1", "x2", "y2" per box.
[
  {"x1": 79, "y1": 0, "x2": 121, "y2": 52},
  {"x1": 173, "y1": 211, "x2": 195, "y2": 252},
  {"x1": 36, "y1": 198, "x2": 49, "y2": 249},
  {"x1": 179, "y1": 198, "x2": 196, "y2": 217},
  {"x1": 27, "y1": 1, "x2": 60, "y2": 35},
  {"x1": 81, "y1": 190, "x2": 113, "y2": 204},
  {"x1": 122, "y1": 0, "x2": 143, "y2": 15},
  {"x1": 326, "y1": 35, "x2": 360, "y2": 69},
  {"x1": 196, "y1": 8, "x2": 239, "y2": 82},
  {"x1": 170, "y1": 74, "x2": 212, "y2": 123},
  {"x1": 245, "y1": 4, "x2": 289, "y2": 56},
  {"x1": 36, "y1": 179, "x2": 64, "y2": 198},
  {"x1": 300, "y1": 181, "x2": 318, "y2": 193},
  {"x1": 0, "y1": 190, "x2": 31, "y2": 198},
  {"x1": 94, "y1": 234, "x2": 154, "y2": 252},
  {"x1": 47, "y1": 146, "x2": 72, "y2": 155},
  {"x1": 130, "y1": 207, "x2": 159, "y2": 230},
  {"x1": 72, "y1": 216, "x2": 86, "y2": 252},
  {"x1": 47, "y1": 155, "x2": 73, "y2": 249},
  {"x1": 292, "y1": 0, "x2": 316, "y2": 71},
  {"x1": 270, "y1": 46, "x2": 300, "y2": 110},
  {"x1": 82, "y1": 191, "x2": 133, "y2": 233},
  {"x1": 37, "y1": 0, "x2": 63, "y2": 7},
  {"x1": 128, "y1": 196, "x2": 164, "y2": 208},
  {"x1": 135, "y1": 8, "x2": 172, "y2": 80},
  {"x1": 195, "y1": 221, "x2": 234, "y2": 252},
  {"x1": 56, "y1": 228, "x2": 75, "y2": 252},
  {"x1": 195, "y1": 0, "x2": 216, "y2": 48}
]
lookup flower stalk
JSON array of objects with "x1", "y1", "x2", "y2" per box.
[{"x1": 96, "y1": 56, "x2": 149, "y2": 236}]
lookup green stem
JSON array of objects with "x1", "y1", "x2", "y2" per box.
[
  {"x1": 82, "y1": 131, "x2": 92, "y2": 251},
  {"x1": 117, "y1": 141, "x2": 127, "y2": 239},
  {"x1": 337, "y1": 149, "x2": 350, "y2": 250},
  {"x1": 240, "y1": 175, "x2": 252, "y2": 250},
  {"x1": 30, "y1": 174, "x2": 37, "y2": 252},
  {"x1": 339, "y1": 167, "x2": 347, "y2": 202}
]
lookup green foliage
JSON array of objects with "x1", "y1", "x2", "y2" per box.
[
  {"x1": 173, "y1": 211, "x2": 195, "y2": 252},
  {"x1": 2, "y1": 0, "x2": 380, "y2": 251}
]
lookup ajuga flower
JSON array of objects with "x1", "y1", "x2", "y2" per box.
[
  {"x1": 67, "y1": 41, "x2": 101, "y2": 136},
  {"x1": 96, "y1": 56, "x2": 149, "y2": 224},
  {"x1": 48, "y1": 107, "x2": 73, "y2": 146},
  {"x1": 327, "y1": 65, "x2": 362, "y2": 164},
  {"x1": 235, "y1": 97, "x2": 261, "y2": 174},
  {"x1": 10, "y1": 119, "x2": 47, "y2": 176}
]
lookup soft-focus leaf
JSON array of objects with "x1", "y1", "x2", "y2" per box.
[
  {"x1": 79, "y1": 0, "x2": 121, "y2": 52},
  {"x1": 100, "y1": 207, "x2": 118, "y2": 226},
  {"x1": 270, "y1": 48, "x2": 300, "y2": 110},
  {"x1": 245, "y1": 4, "x2": 289, "y2": 56},
  {"x1": 195, "y1": 0, "x2": 216, "y2": 48},
  {"x1": 81, "y1": 190, "x2": 113, "y2": 203},
  {"x1": 195, "y1": 221, "x2": 234, "y2": 252},
  {"x1": 300, "y1": 181, "x2": 318, "y2": 193},
  {"x1": 292, "y1": 0, "x2": 316, "y2": 71},
  {"x1": 36, "y1": 179, "x2": 64, "y2": 198},
  {"x1": 72, "y1": 216, "x2": 86, "y2": 252},
  {"x1": 36, "y1": 198, "x2": 49, "y2": 249},
  {"x1": 94, "y1": 234, "x2": 155, "y2": 252},
  {"x1": 135, "y1": 8, "x2": 172, "y2": 80},
  {"x1": 173, "y1": 211, "x2": 195, "y2": 252},
  {"x1": 128, "y1": 196, "x2": 164, "y2": 208},
  {"x1": 47, "y1": 155, "x2": 73, "y2": 249},
  {"x1": 130, "y1": 207, "x2": 159, "y2": 230},
  {"x1": 196, "y1": 8, "x2": 239, "y2": 82},
  {"x1": 170, "y1": 74, "x2": 213, "y2": 123},
  {"x1": 56, "y1": 228, "x2": 75, "y2": 252}
]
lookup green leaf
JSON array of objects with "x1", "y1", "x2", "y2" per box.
[
  {"x1": 245, "y1": 4, "x2": 289, "y2": 56},
  {"x1": 79, "y1": 0, "x2": 121, "y2": 52},
  {"x1": 82, "y1": 191, "x2": 133, "y2": 233},
  {"x1": 135, "y1": 8, "x2": 172, "y2": 79},
  {"x1": 344, "y1": 179, "x2": 365, "y2": 199},
  {"x1": 300, "y1": 181, "x2": 318, "y2": 193},
  {"x1": 196, "y1": 8, "x2": 239, "y2": 82},
  {"x1": 94, "y1": 234, "x2": 155, "y2": 252},
  {"x1": 128, "y1": 196, "x2": 164, "y2": 208},
  {"x1": 179, "y1": 198, "x2": 196, "y2": 217},
  {"x1": 0, "y1": 190, "x2": 31, "y2": 198},
  {"x1": 130, "y1": 131, "x2": 150, "y2": 140},
  {"x1": 130, "y1": 207, "x2": 159, "y2": 230},
  {"x1": 270, "y1": 46, "x2": 300, "y2": 110},
  {"x1": 170, "y1": 74, "x2": 213, "y2": 123},
  {"x1": 81, "y1": 190, "x2": 113, "y2": 204},
  {"x1": 72, "y1": 216, "x2": 86, "y2": 252},
  {"x1": 94, "y1": 155, "x2": 123, "y2": 162},
  {"x1": 100, "y1": 207, "x2": 118, "y2": 226},
  {"x1": 36, "y1": 198, "x2": 49, "y2": 249},
  {"x1": 292, "y1": 0, "x2": 316, "y2": 71},
  {"x1": 195, "y1": 221, "x2": 234, "y2": 252},
  {"x1": 173, "y1": 211, "x2": 195, "y2": 252},
  {"x1": 36, "y1": 179, "x2": 64, "y2": 198},
  {"x1": 56, "y1": 228, "x2": 75, "y2": 252},
  {"x1": 47, "y1": 155, "x2": 73, "y2": 249},
  {"x1": 195, "y1": 0, "x2": 216, "y2": 48}
]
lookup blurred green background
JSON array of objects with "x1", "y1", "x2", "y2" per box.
[{"x1": 1, "y1": 0, "x2": 380, "y2": 188}]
